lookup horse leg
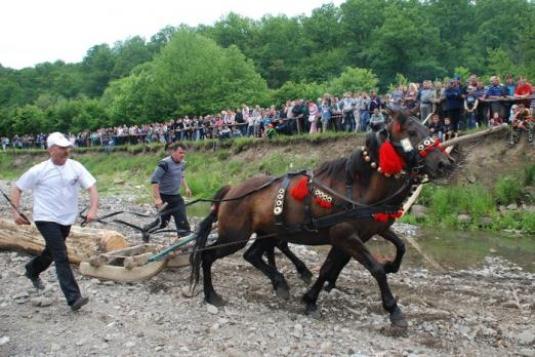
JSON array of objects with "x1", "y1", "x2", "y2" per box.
[
  {"x1": 263, "y1": 243, "x2": 277, "y2": 269},
  {"x1": 323, "y1": 250, "x2": 351, "y2": 292},
  {"x1": 302, "y1": 246, "x2": 346, "y2": 316},
  {"x1": 331, "y1": 226, "x2": 407, "y2": 328},
  {"x1": 244, "y1": 239, "x2": 290, "y2": 300},
  {"x1": 201, "y1": 233, "x2": 248, "y2": 307},
  {"x1": 380, "y1": 228, "x2": 406, "y2": 274},
  {"x1": 275, "y1": 241, "x2": 313, "y2": 284}
]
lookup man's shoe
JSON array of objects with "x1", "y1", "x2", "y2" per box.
[
  {"x1": 25, "y1": 271, "x2": 45, "y2": 290},
  {"x1": 70, "y1": 296, "x2": 89, "y2": 311}
]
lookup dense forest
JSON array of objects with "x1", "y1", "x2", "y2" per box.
[{"x1": 1, "y1": 0, "x2": 534, "y2": 135}]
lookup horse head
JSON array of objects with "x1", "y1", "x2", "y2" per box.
[{"x1": 385, "y1": 108, "x2": 454, "y2": 179}]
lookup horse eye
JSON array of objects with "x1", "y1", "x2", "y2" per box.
[{"x1": 408, "y1": 130, "x2": 417, "y2": 137}]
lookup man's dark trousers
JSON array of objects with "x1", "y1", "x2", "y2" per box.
[
  {"x1": 25, "y1": 222, "x2": 81, "y2": 305},
  {"x1": 160, "y1": 193, "x2": 190, "y2": 234}
]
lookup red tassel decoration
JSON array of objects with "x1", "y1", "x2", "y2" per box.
[
  {"x1": 372, "y1": 209, "x2": 404, "y2": 222},
  {"x1": 372, "y1": 212, "x2": 390, "y2": 222},
  {"x1": 379, "y1": 141, "x2": 405, "y2": 175},
  {"x1": 314, "y1": 197, "x2": 333, "y2": 209},
  {"x1": 290, "y1": 177, "x2": 309, "y2": 201}
]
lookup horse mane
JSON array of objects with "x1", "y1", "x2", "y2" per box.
[{"x1": 314, "y1": 146, "x2": 374, "y2": 184}]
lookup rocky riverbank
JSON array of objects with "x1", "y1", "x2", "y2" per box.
[{"x1": 1, "y1": 190, "x2": 534, "y2": 356}]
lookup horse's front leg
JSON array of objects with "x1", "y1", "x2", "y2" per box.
[
  {"x1": 331, "y1": 224, "x2": 407, "y2": 329},
  {"x1": 379, "y1": 228, "x2": 406, "y2": 274}
]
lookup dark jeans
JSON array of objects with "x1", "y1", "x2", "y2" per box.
[
  {"x1": 26, "y1": 222, "x2": 81, "y2": 305},
  {"x1": 160, "y1": 194, "x2": 190, "y2": 234}
]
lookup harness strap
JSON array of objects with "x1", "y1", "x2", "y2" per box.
[{"x1": 274, "y1": 174, "x2": 292, "y2": 226}]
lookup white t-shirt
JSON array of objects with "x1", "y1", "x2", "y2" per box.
[{"x1": 16, "y1": 159, "x2": 96, "y2": 225}]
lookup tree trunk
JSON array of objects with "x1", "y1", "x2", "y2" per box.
[{"x1": 0, "y1": 218, "x2": 128, "y2": 265}]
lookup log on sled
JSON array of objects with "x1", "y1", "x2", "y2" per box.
[
  {"x1": 0, "y1": 218, "x2": 128, "y2": 264},
  {"x1": 78, "y1": 234, "x2": 200, "y2": 282}
]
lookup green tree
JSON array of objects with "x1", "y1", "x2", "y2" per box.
[
  {"x1": 104, "y1": 30, "x2": 269, "y2": 122},
  {"x1": 271, "y1": 81, "x2": 326, "y2": 105},
  {"x1": 327, "y1": 67, "x2": 379, "y2": 96},
  {"x1": 81, "y1": 44, "x2": 116, "y2": 97},
  {"x1": 111, "y1": 36, "x2": 153, "y2": 78}
]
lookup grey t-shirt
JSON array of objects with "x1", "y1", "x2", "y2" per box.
[{"x1": 150, "y1": 156, "x2": 185, "y2": 195}]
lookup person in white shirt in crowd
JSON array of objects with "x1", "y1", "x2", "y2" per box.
[{"x1": 11, "y1": 132, "x2": 98, "y2": 311}]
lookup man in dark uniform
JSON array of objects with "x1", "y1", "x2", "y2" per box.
[{"x1": 144, "y1": 142, "x2": 192, "y2": 240}]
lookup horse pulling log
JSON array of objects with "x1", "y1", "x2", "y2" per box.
[{"x1": 188, "y1": 109, "x2": 456, "y2": 331}]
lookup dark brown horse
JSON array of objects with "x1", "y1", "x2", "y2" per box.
[{"x1": 191, "y1": 109, "x2": 453, "y2": 329}]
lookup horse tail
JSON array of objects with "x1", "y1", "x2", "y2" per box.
[{"x1": 190, "y1": 185, "x2": 231, "y2": 289}]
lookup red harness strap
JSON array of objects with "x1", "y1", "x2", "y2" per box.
[{"x1": 419, "y1": 138, "x2": 446, "y2": 158}]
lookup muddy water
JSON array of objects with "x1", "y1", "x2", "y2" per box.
[{"x1": 366, "y1": 229, "x2": 535, "y2": 273}]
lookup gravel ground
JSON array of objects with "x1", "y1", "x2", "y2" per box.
[{"x1": 1, "y1": 187, "x2": 534, "y2": 356}]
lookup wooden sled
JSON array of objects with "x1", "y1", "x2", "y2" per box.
[{"x1": 79, "y1": 233, "x2": 202, "y2": 282}]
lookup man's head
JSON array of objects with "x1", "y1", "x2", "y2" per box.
[
  {"x1": 46, "y1": 132, "x2": 72, "y2": 165},
  {"x1": 490, "y1": 76, "x2": 499, "y2": 86},
  {"x1": 168, "y1": 142, "x2": 186, "y2": 162}
]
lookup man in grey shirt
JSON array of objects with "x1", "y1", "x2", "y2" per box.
[{"x1": 144, "y1": 142, "x2": 192, "y2": 240}]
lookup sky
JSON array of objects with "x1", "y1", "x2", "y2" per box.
[{"x1": 0, "y1": 0, "x2": 343, "y2": 70}]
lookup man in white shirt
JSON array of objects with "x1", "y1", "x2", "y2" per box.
[{"x1": 11, "y1": 132, "x2": 98, "y2": 311}]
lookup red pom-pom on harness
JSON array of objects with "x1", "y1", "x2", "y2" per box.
[
  {"x1": 379, "y1": 141, "x2": 405, "y2": 175},
  {"x1": 373, "y1": 209, "x2": 403, "y2": 222},
  {"x1": 314, "y1": 196, "x2": 333, "y2": 209},
  {"x1": 290, "y1": 177, "x2": 309, "y2": 201}
]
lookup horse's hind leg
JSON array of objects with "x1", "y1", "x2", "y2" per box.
[
  {"x1": 244, "y1": 239, "x2": 290, "y2": 300},
  {"x1": 302, "y1": 246, "x2": 347, "y2": 316},
  {"x1": 202, "y1": 234, "x2": 248, "y2": 307},
  {"x1": 276, "y1": 241, "x2": 313, "y2": 284},
  {"x1": 262, "y1": 240, "x2": 313, "y2": 284},
  {"x1": 380, "y1": 228, "x2": 406, "y2": 274}
]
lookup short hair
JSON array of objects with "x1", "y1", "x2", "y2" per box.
[{"x1": 167, "y1": 142, "x2": 186, "y2": 151}]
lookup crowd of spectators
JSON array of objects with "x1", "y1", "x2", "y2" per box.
[{"x1": 1, "y1": 74, "x2": 533, "y2": 151}]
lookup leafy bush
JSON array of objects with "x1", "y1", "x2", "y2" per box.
[
  {"x1": 494, "y1": 176, "x2": 523, "y2": 205},
  {"x1": 524, "y1": 164, "x2": 535, "y2": 186}
]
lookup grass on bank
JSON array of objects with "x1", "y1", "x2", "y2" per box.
[{"x1": 402, "y1": 164, "x2": 535, "y2": 234}]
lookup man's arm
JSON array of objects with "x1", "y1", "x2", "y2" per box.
[
  {"x1": 182, "y1": 178, "x2": 192, "y2": 198},
  {"x1": 86, "y1": 185, "x2": 99, "y2": 222},
  {"x1": 11, "y1": 186, "x2": 30, "y2": 225},
  {"x1": 152, "y1": 183, "x2": 163, "y2": 208}
]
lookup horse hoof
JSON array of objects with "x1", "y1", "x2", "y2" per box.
[
  {"x1": 305, "y1": 306, "x2": 321, "y2": 319},
  {"x1": 275, "y1": 286, "x2": 290, "y2": 300},
  {"x1": 206, "y1": 294, "x2": 226, "y2": 307},
  {"x1": 389, "y1": 308, "x2": 408, "y2": 329},
  {"x1": 383, "y1": 261, "x2": 398, "y2": 274},
  {"x1": 299, "y1": 270, "x2": 313, "y2": 284}
]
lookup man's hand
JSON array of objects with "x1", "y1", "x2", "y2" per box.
[
  {"x1": 13, "y1": 211, "x2": 30, "y2": 225},
  {"x1": 85, "y1": 208, "x2": 98, "y2": 223},
  {"x1": 154, "y1": 199, "x2": 164, "y2": 209},
  {"x1": 185, "y1": 187, "x2": 192, "y2": 198}
]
